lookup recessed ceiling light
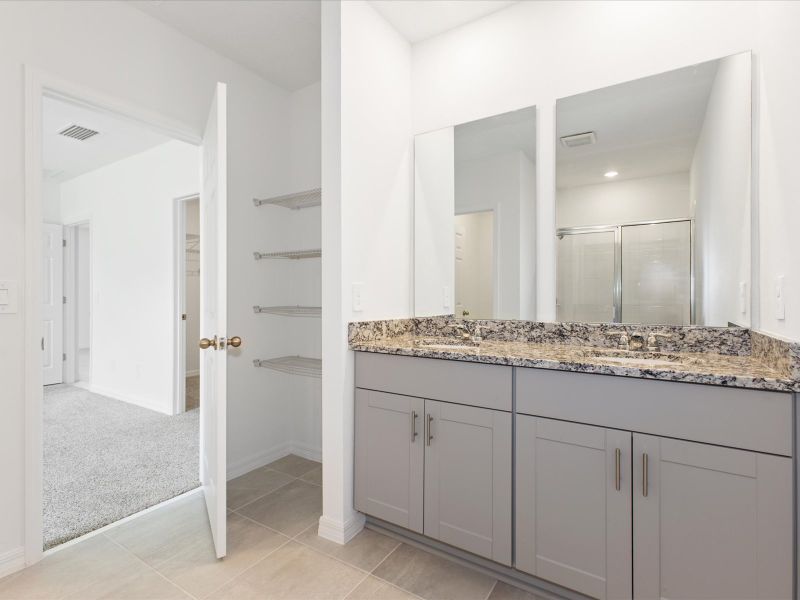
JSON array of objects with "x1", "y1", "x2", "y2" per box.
[{"x1": 604, "y1": 171, "x2": 619, "y2": 178}]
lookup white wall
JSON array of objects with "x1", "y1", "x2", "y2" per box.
[
  {"x1": 755, "y1": 1, "x2": 800, "y2": 339},
  {"x1": 288, "y1": 81, "x2": 322, "y2": 459},
  {"x1": 411, "y1": 0, "x2": 771, "y2": 324},
  {"x1": 0, "y1": 0, "x2": 299, "y2": 562},
  {"x1": 321, "y1": 0, "x2": 412, "y2": 542},
  {"x1": 59, "y1": 141, "x2": 198, "y2": 413},
  {"x1": 414, "y1": 127, "x2": 454, "y2": 316},
  {"x1": 76, "y1": 225, "x2": 90, "y2": 352},
  {"x1": 185, "y1": 199, "x2": 200, "y2": 376},
  {"x1": 691, "y1": 53, "x2": 751, "y2": 327},
  {"x1": 41, "y1": 182, "x2": 60, "y2": 224},
  {"x1": 557, "y1": 172, "x2": 690, "y2": 228}
]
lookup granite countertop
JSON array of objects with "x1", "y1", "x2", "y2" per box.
[{"x1": 350, "y1": 334, "x2": 799, "y2": 393}]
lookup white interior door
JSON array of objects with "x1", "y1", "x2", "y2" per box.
[
  {"x1": 199, "y1": 82, "x2": 228, "y2": 558},
  {"x1": 42, "y1": 223, "x2": 63, "y2": 385}
]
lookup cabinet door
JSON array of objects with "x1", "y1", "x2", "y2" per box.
[
  {"x1": 516, "y1": 416, "x2": 632, "y2": 600},
  {"x1": 424, "y1": 400, "x2": 512, "y2": 565},
  {"x1": 354, "y1": 389, "x2": 424, "y2": 533},
  {"x1": 633, "y1": 435, "x2": 792, "y2": 600}
]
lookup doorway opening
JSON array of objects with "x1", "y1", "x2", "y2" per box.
[
  {"x1": 454, "y1": 210, "x2": 495, "y2": 320},
  {"x1": 39, "y1": 94, "x2": 202, "y2": 550}
]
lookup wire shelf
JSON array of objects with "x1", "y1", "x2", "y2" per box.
[
  {"x1": 253, "y1": 188, "x2": 321, "y2": 210},
  {"x1": 254, "y1": 249, "x2": 321, "y2": 260},
  {"x1": 253, "y1": 305, "x2": 321, "y2": 317},
  {"x1": 253, "y1": 356, "x2": 322, "y2": 378}
]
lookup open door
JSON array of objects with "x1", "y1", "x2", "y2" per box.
[
  {"x1": 199, "y1": 82, "x2": 229, "y2": 558},
  {"x1": 42, "y1": 223, "x2": 64, "y2": 385}
]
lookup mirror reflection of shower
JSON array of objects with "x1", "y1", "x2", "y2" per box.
[{"x1": 556, "y1": 51, "x2": 751, "y2": 326}]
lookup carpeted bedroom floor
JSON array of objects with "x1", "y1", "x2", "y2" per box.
[{"x1": 43, "y1": 384, "x2": 199, "y2": 550}]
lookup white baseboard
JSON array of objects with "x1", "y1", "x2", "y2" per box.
[
  {"x1": 226, "y1": 441, "x2": 322, "y2": 481},
  {"x1": 86, "y1": 384, "x2": 170, "y2": 415},
  {"x1": 289, "y1": 441, "x2": 322, "y2": 463},
  {"x1": 227, "y1": 443, "x2": 292, "y2": 480},
  {"x1": 0, "y1": 547, "x2": 25, "y2": 579},
  {"x1": 318, "y1": 513, "x2": 365, "y2": 545}
]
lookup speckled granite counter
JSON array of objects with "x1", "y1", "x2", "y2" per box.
[{"x1": 349, "y1": 318, "x2": 800, "y2": 393}]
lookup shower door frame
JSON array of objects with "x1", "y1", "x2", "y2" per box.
[{"x1": 556, "y1": 217, "x2": 695, "y2": 325}]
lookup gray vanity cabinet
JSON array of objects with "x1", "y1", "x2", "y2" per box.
[
  {"x1": 354, "y1": 352, "x2": 513, "y2": 565},
  {"x1": 354, "y1": 389, "x2": 424, "y2": 533},
  {"x1": 516, "y1": 416, "x2": 632, "y2": 600},
  {"x1": 632, "y1": 434, "x2": 793, "y2": 600},
  {"x1": 424, "y1": 400, "x2": 512, "y2": 565}
]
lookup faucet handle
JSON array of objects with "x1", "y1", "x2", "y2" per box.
[
  {"x1": 646, "y1": 331, "x2": 671, "y2": 351},
  {"x1": 607, "y1": 331, "x2": 629, "y2": 349}
]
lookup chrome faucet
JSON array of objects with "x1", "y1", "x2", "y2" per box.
[
  {"x1": 646, "y1": 332, "x2": 671, "y2": 352},
  {"x1": 607, "y1": 331, "x2": 630, "y2": 350},
  {"x1": 452, "y1": 321, "x2": 471, "y2": 341},
  {"x1": 629, "y1": 332, "x2": 646, "y2": 351}
]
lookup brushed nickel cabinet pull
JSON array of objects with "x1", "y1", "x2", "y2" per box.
[
  {"x1": 642, "y1": 452, "x2": 649, "y2": 497},
  {"x1": 411, "y1": 410, "x2": 418, "y2": 441},
  {"x1": 615, "y1": 448, "x2": 622, "y2": 491},
  {"x1": 426, "y1": 414, "x2": 434, "y2": 446}
]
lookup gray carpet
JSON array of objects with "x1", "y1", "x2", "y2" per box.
[{"x1": 43, "y1": 385, "x2": 200, "y2": 550}]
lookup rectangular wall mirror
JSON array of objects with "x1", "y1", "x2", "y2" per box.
[
  {"x1": 556, "y1": 51, "x2": 752, "y2": 327},
  {"x1": 414, "y1": 106, "x2": 537, "y2": 320}
]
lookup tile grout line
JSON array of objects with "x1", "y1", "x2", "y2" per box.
[
  {"x1": 364, "y1": 544, "x2": 429, "y2": 600},
  {"x1": 341, "y1": 571, "x2": 373, "y2": 600},
  {"x1": 228, "y1": 465, "x2": 320, "y2": 512},
  {"x1": 228, "y1": 509, "x2": 294, "y2": 540},
  {"x1": 283, "y1": 525, "x2": 425, "y2": 600},
  {"x1": 200, "y1": 536, "x2": 295, "y2": 600},
  {"x1": 101, "y1": 532, "x2": 202, "y2": 600},
  {"x1": 484, "y1": 579, "x2": 499, "y2": 600}
]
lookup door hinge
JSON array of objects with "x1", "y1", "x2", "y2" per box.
[
  {"x1": 62, "y1": 353, "x2": 66, "y2": 361},
  {"x1": 63, "y1": 296, "x2": 67, "y2": 304},
  {"x1": 181, "y1": 313, "x2": 187, "y2": 321},
  {"x1": 62, "y1": 239, "x2": 67, "y2": 247}
]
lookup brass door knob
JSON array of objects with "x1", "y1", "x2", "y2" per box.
[
  {"x1": 228, "y1": 336, "x2": 242, "y2": 348},
  {"x1": 199, "y1": 336, "x2": 218, "y2": 350}
]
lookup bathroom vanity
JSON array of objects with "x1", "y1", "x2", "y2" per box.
[{"x1": 351, "y1": 319, "x2": 798, "y2": 600}]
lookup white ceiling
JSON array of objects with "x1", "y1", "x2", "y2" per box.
[
  {"x1": 455, "y1": 106, "x2": 536, "y2": 164},
  {"x1": 556, "y1": 59, "x2": 720, "y2": 188},
  {"x1": 129, "y1": 0, "x2": 321, "y2": 92},
  {"x1": 43, "y1": 96, "x2": 173, "y2": 183},
  {"x1": 370, "y1": 0, "x2": 519, "y2": 43}
]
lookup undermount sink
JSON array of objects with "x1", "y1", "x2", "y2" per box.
[
  {"x1": 578, "y1": 348, "x2": 693, "y2": 368},
  {"x1": 412, "y1": 337, "x2": 479, "y2": 351}
]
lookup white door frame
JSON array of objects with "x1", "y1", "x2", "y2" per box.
[
  {"x1": 23, "y1": 66, "x2": 201, "y2": 566},
  {"x1": 63, "y1": 220, "x2": 91, "y2": 386},
  {"x1": 173, "y1": 194, "x2": 200, "y2": 415}
]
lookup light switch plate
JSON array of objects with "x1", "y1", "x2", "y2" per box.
[
  {"x1": 776, "y1": 275, "x2": 785, "y2": 320},
  {"x1": 0, "y1": 280, "x2": 18, "y2": 314},
  {"x1": 352, "y1": 282, "x2": 364, "y2": 312}
]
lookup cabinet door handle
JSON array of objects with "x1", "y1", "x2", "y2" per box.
[
  {"x1": 411, "y1": 410, "x2": 418, "y2": 441},
  {"x1": 614, "y1": 448, "x2": 622, "y2": 491},
  {"x1": 426, "y1": 414, "x2": 434, "y2": 446},
  {"x1": 642, "y1": 452, "x2": 649, "y2": 497}
]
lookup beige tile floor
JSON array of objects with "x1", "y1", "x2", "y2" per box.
[{"x1": 0, "y1": 455, "x2": 543, "y2": 600}]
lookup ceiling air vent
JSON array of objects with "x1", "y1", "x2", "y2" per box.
[
  {"x1": 560, "y1": 131, "x2": 596, "y2": 148},
  {"x1": 58, "y1": 124, "x2": 100, "y2": 141}
]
